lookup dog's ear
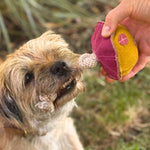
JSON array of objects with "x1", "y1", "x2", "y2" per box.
[{"x1": 0, "y1": 91, "x2": 23, "y2": 123}]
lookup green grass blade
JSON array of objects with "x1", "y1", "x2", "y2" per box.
[
  {"x1": 21, "y1": 0, "x2": 39, "y2": 36},
  {"x1": 0, "y1": 12, "x2": 12, "y2": 53}
]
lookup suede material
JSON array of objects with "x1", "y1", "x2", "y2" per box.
[
  {"x1": 112, "y1": 25, "x2": 138, "y2": 78},
  {"x1": 91, "y1": 22, "x2": 119, "y2": 80},
  {"x1": 91, "y1": 22, "x2": 138, "y2": 80}
]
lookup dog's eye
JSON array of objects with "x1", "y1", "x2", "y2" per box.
[{"x1": 25, "y1": 72, "x2": 34, "y2": 85}]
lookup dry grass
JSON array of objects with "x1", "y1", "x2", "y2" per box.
[
  {"x1": 72, "y1": 67, "x2": 150, "y2": 150},
  {"x1": 1, "y1": 0, "x2": 150, "y2": 149}
]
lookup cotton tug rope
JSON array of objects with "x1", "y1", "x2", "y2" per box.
[{"x1": 78, "y1": 53, "x2": 98, "y2": 69}]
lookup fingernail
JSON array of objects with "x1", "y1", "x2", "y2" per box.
[{"x1": 101, "y1": 26, "x2": 111, "y2": 37}]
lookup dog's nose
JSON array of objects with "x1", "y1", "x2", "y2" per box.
[{"x1": 50, "y1": 61, "x2": 70, "y2": 77}]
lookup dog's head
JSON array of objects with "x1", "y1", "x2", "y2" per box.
[{"x1": 0, "y1": 31, "x2": 84, "y2": 132}]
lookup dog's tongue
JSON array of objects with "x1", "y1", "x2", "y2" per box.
[{"x1": 78, "y1": 53, "x2": 98, "y2": 69}]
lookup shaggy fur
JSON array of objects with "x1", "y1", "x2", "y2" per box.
[{"x1": 0, "y1": 31, "x2": 85, "y2": 150}]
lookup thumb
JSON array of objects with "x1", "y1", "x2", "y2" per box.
[{"x1": 101, "y1": 1, "x2": 131, "y2": 37}]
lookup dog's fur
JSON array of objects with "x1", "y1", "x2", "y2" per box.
[{"x1": 0, "y1": 31, "x2": 85, "y2": 150}]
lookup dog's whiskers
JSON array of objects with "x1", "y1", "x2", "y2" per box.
[{"x1": 0, "y1": 30, "x2": 84, "y2": 150}]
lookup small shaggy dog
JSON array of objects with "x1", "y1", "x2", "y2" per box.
[{"x1": 0, "y1": 31, "x2": 85, "y2": 150}]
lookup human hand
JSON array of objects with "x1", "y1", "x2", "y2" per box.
[{"x1": 101, "y1": 0, "x2": 150, "y2": 82}]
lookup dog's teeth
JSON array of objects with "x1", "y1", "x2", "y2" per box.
[
  {"x1": 63, "y1": 84, "x2": 66, "y2": 88},
  {"x1": 62, "y1": 78, "x2": 73, "y2": 89}
]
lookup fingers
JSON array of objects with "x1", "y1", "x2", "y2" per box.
[
  {"x1": 100, "y1": 67, "x2": 107, "y2": 76},
  {"x1": 101, "y1": 0, "x2": 131, "y2": 37},
  {"x1": 121, "y1": 55, "x2": 149, "y2": 81},
  {"x1": 100, "y1": 68, "x2": 115, "y2": 83},
  {"x1": 101, "y1": 56, "x2": 149, "y2": 82},
  {"x1": 105, "y1": 76, "x2": 115, "y2": 83}
]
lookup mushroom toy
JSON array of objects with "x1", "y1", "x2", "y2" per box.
[{"x1": 79, "y1": 22, "x2": 138, "y2": 80}]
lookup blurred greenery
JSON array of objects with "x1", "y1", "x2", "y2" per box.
[
  {"x1": 0, "y1": 0, "x2": 118, "y2": 53},
  {"x1": 1, "y1": 0, "x2": 150, "y2": 150},
  {"x1": 73, "y1": 67, "x2": 150, "y2": 150}
]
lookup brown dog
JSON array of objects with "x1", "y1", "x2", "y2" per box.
[{"x1": 0, "y1": 31, "x2": 85, "y2": 150}]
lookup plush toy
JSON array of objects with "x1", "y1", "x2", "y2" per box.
[{"x1": 79, "y1": 22, "x2": 138, "y2": 80}]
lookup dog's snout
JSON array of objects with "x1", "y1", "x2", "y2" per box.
[{"x1": 50, "y1": 61, "x2": 70, "y2": 77}]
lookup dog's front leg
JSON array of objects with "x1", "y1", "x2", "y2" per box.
[{"x1": 60, "y1": 118, "x2": 84, "y2": 150}]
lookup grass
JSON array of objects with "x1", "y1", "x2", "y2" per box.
[
  {"x1": 1, "y1": 0, "x2": 150, "y2": 149},
  {"x1": 0, "y1": 0, "x2": 118, "y2": 53},
  {"x1": 72, "y1": 66, "x2": 150, "y2": 150},
  {"x1": 0, "y1": 0, "x2": 88, "y2": 52},
  {"x1": 0, "y1": 0, "x2": 104, "y2": 52}
]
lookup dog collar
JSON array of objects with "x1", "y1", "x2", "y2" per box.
[{"x1": 4, "y1": 126, "x2": 47, "y2": 137}]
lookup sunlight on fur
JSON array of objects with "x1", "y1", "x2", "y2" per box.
[{"x1": 0, "y1": 31, "x2": 85, "y2": 150}]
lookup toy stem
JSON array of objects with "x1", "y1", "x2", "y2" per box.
[{"x1": 78, "y1": 53, "x2": 98, "y2": 69}]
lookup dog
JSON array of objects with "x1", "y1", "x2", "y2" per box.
[{"x1": 0, "y1": 31, "x2": 85, "y2": 150}]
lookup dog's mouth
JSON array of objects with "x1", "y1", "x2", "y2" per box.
[
  {"x1": 54, "y1": 78, "x2": 76, "y2": 103},
  {"x1": 36, "y1": 72, "x2": 84, "y2": 112}
]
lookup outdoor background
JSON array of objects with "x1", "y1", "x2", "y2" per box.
[{"x1": 0, "y1": 0, "x2": 150, "y2": 150}]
